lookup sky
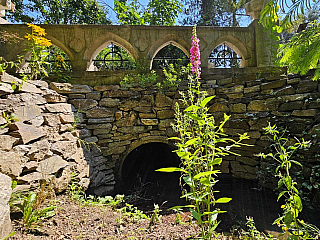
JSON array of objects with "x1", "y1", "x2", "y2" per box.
[{"x1": 103, "y1": 0, "x2": 252, "y2": 26}]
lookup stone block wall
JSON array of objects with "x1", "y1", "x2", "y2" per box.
[
  {"x1": 0, "y1": 72, "x2": 93, "y2": 195},
  {"x1": 50, "y1": 68, "x2": 320, "y2": 192},
  {"x1": 1, "y1": 68, "x2": 319, "y2": 197}
]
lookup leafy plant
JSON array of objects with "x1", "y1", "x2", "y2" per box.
[
  {"x1": 0, "y1": 111, "x2": 19, "y2": 128},
  {"x1": 296, "y1": 162, "x2": 320, "y2": 209},
  {"x1": 260, "y1": 0, "x2": 320, "y2": 80},
  {"x1": 238, "y1": 217, "x2": 275, "y2": 240},
  {"x1": 0, "y1": 57, "x2": 17, "y2": 74},
  {"x1": 120, "y1": 70, "x2": 158, "y2": 88},
  {"x1": 46, "y1": 45, "x2": 72, "y2": 82},
  {"x1": 258, "y1": 123, "x2": 320, "y2": 239},
  {"x1": 19, "y1": 191, "x2": 56, "y2": 230},
  {"x1": 23, "y1": 23, "x2": 52, "y2": 81},
  {"x1": 68, "y1": 175, "x2": 124, "y2": 209},
  {"x1": 170, "y1": 206, "x2": 184, "y2": 225},
  {"x1": 157, "y1": 63, "x2": 189, "y2": 92},
  {"x1": 157, "y1": 25, "x2": 250, "y2": 240},
  {"x1": 117, "y1": 203, "x2": 148, "y2": 224},
  {"x1": 148, "y1": 204, "x2": 162, "y2": 226}
]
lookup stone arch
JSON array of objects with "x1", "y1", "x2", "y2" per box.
[
  {"x1": 147, "y1": 35, "x2": 190, "y2": 69},
  {"x1": 45, "y1": 35, "x2": 74, "y2": 61},
  {"x1": 85, "y1": 33, "x2": 138, "y2": 71},
  {"x1": 117, "y1": 137, "x2": 181, "y2": 203},
  {"x1": 117, "y1": 136, "x2": 170, "y2": 180},
  {"x1": 18, "y1": 39, "x2": 73, "y2": 73},
  {"x1": 205, "y1": 35, "x2": 252, "y2": 68}
]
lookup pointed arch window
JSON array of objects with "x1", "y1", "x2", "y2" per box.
[
  {"x1": 25, "y1": 45, "x2": 72, "y2": 73},
  {"x1": 93, "y1": 42, "x2": 136, "y2": 71},
  {"x1": 152, "y1": 43, "x2": 189, "y2": 69},
  {"x1": 208, "y1": 43, "x2": 242, "y2": 68},
  {"x1": 46, "y1": 45, "x2": 72, "y2": 72}
]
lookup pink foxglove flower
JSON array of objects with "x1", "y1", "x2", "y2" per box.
[
  {"x1": 11, "y1": 2, "x2": 15, "y2": 12},
  {"x1": 190, "y1": 25, "x2": 201, "y2": 78}
]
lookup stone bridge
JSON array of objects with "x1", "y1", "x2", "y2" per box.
[
  {"x1": 1, "y1": 19, "x2": 274, "y2": 74},
  {"x1": 1, "y1": 1, "x2": 319, "y2": 197},
  {"x1": 46, "y1": 68, "x2": 320, "y2": 196}
]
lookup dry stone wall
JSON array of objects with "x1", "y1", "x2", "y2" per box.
[
  {"x1": 1, "y1": 68, "x2": 320, "y2": 199},
  {"x1": 50, "y1": 68, "x2": 320, "y2": 191},
  {"x1": 0, "y1": 72, "x2": 94, "y2": 195}
]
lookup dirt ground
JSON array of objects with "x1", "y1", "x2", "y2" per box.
[{"x1": 9, "y1": 194, "x2": 205, "y2": 240}]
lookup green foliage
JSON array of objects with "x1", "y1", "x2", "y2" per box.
[
  {"x1": 296, "y1": 162, "x2": 320, "y2": 209},
  {"x1": 117, "y1": 203, "x2": 148, "y2": 224},
  {"x1": 144, "y1": 0, "x2": 183, "y2": 26},
  {"x1": 0, "y1": 57, "x2": 18, "y2": 74},
  {"x1": 1, "y1": 231, "x2": 16, "y2": 240},
  {"x1": 114, "y1": 0, "x2": 146, "y2": 25},
  {"x1": 114, "y1": 0, "x2": 182, "y2": 26},
  {"x1": 238, "y1": 217, "x2": 275, "y2": 240},
  {"x1": 169, "y1": 206, "x2": 184, "y2": 225},
  {"x1": 68, "y1": 174, "x2": 124, "y2": 209},
  {"x1": 148, "y1": 204, "x2": 162, "y2": 226},
  {"x1": 6, "y1": 0, "x2": 110, "y2": 24},
  {"x1": 260, "y1": 0, "x2": 320, "y2": 80},
  {"x1": 46, "y1": 45, "x2": 72, "y2": 82},
  {"x1": 277, "y1": 22, "x2": 320, "y2": 80},
  {"x1": 23, "y1": 24, "x2": 52, "y2": 81},
  {"x1": 21, "y1": 192, "x2": 56, "y2": 230},
  {"x1": 120, "y1": 70, "x2": 158, "y2": 88},
  {"x1": 258, "y1": 123, "x2": 320, "y2": 239},
  {"x1": 181, "y1": 0, "x2": 250, "y2": 26},
  {"x1": 158, "y1": 79, "x2": 250, "y2": 239},
  {"x1": 157, "y1": 63, "x2": 190, "y2": 92},
  {"x1": 0, "y1": 111, "x2": 19, "y2": 128}
]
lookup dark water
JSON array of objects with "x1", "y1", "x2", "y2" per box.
[{"x1": 120, "y1": 142, "x2": 320, "y2": 232}]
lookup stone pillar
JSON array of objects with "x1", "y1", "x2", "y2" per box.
[
  {"x1": 245, "y1": 0, "x2": 277, "y2": 67},
  {"x1": 0, "y1": 173, "x2": 12, "y2": 239},
  {"x1": 0, "y1": 0, "x2": 11, "y2": 17},
  {"x1": 71, "y1": 56, "x2": 88, "y2": 72}
]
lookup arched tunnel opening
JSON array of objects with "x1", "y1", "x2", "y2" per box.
[
  {"x1": 118, "y1": 143, "x2": 320, "y2": 232},
  {"x1": 120, "y1": 142, "x2": 184, "y2": 208}
]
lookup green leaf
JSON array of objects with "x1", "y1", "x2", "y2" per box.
[
  {"x1": 293, "y1": 195, "x2": 303, "y2": 212},
  {"x1": 190, "y1": 208, "x2": 201, "y2": 222},
  {"x1": 156, "y1": 167, "x2": 186, "y2": 173},
  {"x1": 193, "y1": 170, "x2": 220, "y2": 180},
  {"x1": 288, "y1": 235, "x2": 299, "y2": 240},
  {"x1": 215, "y1": 197, "x2": 232, "y2": 203},
  {"x1": 184, "y1": 105, "x2": 199, "y2": 112},
  {"x1": 185, "y1": 112, "x2": 203, "y2": 121},
  {"x1": 277, "y1": 191, "x2": 287, "y2": 201},
  {"x1": 291, "y1": 160, "x2": 302, "y2": 168},
  {"x1": 169, "y1": 205, "x2": 194, "y2": 211},
  {"x1": 284, "y1": 211, "x2": 294, "y2": 226},
  {"x1": 183, "y1": 176, "x2": 193, "y2": 187},
  {"x1": 208, "y1": 158, "x2": 222, "y2": 166},
  {"x1": 168, "y1": 137, "x2": 181, "y2": 141},
  {"x1": 185, "y1": 138, "x2": 199, "y2": 146},
  {"x1": 176, "y1": 151, "x2": 190, "y2": 159},
  {"x1": 285, "y1": 176, "x2": 292, "y2": 190},
  {"x1": 200, "y1": 96, "x2": 215, "y2": 108}
]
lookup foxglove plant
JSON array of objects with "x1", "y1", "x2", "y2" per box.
[
  {"x1": 157, "y1": 25, "x2": 250, "y2": 239},
  {"x1": 190, "y1": 26, "x2": 201, "y2": 79}
]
